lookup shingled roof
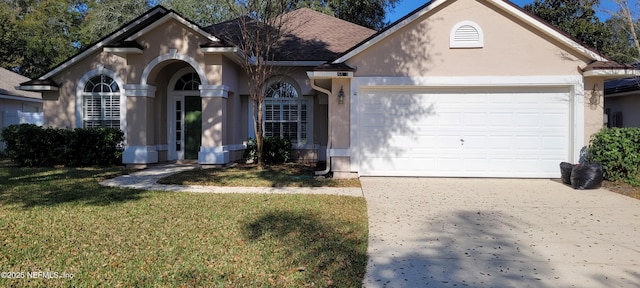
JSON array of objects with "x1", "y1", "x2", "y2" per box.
[
  {"x1": 0, "y1": 68, "x2": 41, "y2": 100},
  {"x1": 206, "y1": 8, "x2": 376, "y2": 62}
]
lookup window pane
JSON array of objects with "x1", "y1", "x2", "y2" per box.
[
  {"x1": 263, "y1": 81, "x2": 307, "y2": 144},
  {"x1": 82, "y1": 74, "x2": 120, "y2": 128},
  {"x1": 175, "y1": 73, "x2": 201, "y2": 91}
]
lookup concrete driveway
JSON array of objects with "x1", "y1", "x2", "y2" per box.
[{"x1": 361, "y1": 177, "x2": 640, "y2": 287}]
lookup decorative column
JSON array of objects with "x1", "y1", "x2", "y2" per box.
[
  {"x1": 122, "y1": 84, "x2": 158, "y2": 164},
  {"x1": 198, "y1": 84, "x2": 230, "y2": 164}
]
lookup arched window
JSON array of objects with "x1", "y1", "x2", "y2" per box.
[
  {"x1": 264, "y1": 81, "x2": 308, "y2": 144},
  {"x1": 174, "y1": 73, "x2": 201, "y2": 91},
  {"x1": 82, "y1": 75, "x2": 120, "y2": 128}
]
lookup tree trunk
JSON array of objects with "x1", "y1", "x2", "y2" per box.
[{"x1": 253, "y1": 97, "x2": 265, "y2": 169}]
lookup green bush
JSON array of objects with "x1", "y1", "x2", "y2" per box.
[
  {"x1": 243, "y1": 136, "x2": 292, "y2": 165},
  {"x1": 589, "y1": 128, "x2": 640, "y2": 185},
  {"x1": 1, "y1": 124, "x2": 124, "y2": 167}
]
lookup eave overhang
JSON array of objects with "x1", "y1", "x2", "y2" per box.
[
  {"x1": 582, "y1": 61, "x2": 640, "y2": 79},
  {"x1": 17, "y1": 78, "x2": 60, "y2": 92}
]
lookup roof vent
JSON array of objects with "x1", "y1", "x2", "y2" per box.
[{"x1": 450, "y1": 21, "x2": 483, "y2": 48}]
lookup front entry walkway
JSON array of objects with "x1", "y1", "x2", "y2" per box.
[{"x1": 361, "y1": 177, "x2": 640, "y2": 287}]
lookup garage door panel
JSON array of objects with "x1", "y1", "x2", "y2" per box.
[{"x1": 358, "y1": 87, "x2": 570, "y2": 177}]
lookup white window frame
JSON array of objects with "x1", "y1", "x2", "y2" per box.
[
  {"x1": 81, "y1": 75, "x2": 121, "y2": 128},
  {"x1": 76, "y1": 68, "x2": 126, "y2": 131},
  {"x1": 263, "y1": 79, "x2": 311, "y2": 146}
]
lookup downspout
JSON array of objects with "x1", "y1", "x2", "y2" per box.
[{"x1": 309, "y1": 78, "x2": 332, "y2": 176}]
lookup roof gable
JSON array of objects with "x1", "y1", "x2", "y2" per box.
[
  {"x1": 37, "y1": 5, "x2": 221, "y2": 81},
  {"x1": 333, "y1": 0, "x2": 608, "y2": 64}
]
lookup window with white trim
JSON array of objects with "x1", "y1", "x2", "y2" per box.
[
  {"x1": 450, "y1": 21, "x2": 484, "y2": 48},
  {"x1": 264, "y1": 81, "x2": 308, "y2": 144},
  {"x1": 82, "y1": 75, "x2": 120, "y2": 128}
]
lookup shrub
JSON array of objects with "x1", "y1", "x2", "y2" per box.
[
  {"x1": 243, "y1": 136, "x2": 292, "y2": 165},
  {"x1": 1, "y1": 124, "x2": 124, "y2": 167},
  {"x1": 588, "y1": 128, "x2": 640, "y2": 185}
]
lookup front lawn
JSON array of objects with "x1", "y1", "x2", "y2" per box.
[
  {"x1": 0, "y1": 161, "x2": 368, "y2": 287},
  {"x1": 159, "y1": 162, "x2": 362, "y2": 187}
]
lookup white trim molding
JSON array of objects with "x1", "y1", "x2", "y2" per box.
[
  {"x1": 201, "y1": 47, "x2": 239, "y2": 54},
  {"x1": 124, "y1": 84, "x2": 157, "y2": 97},
  {"x1": 583, "y1": 69, "x2": 640, "y2": 78},
  {"x1": 306, "y1": 71, "x2": 354, "y2": 79},
  {"x1": 199, "y1": 146, "x2": 230, "y2": 164},
  {"x1": 103, "y1": 47, "x2": 143, "y2": 55},
  {"x1": 200, "y1": 85, "x2": 230, "y2": 98},
  {"x1": 123, "y1": 145, "x2": 158, "y2": 164},
  {"x1": 17, "y1": 85, "x2": 59, "y2": 91}
]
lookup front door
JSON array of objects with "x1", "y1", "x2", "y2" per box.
[{"x1": 175, "y1": 96, "x2": 201, "y2": 160}]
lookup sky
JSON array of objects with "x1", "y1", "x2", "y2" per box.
[{"x1": 384, "y1": 0, "x2": 631, "y2": 24}]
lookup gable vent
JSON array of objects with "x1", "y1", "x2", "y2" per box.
[{"x1": 450, "y1": 21, "x2": 484, "y2": 48}]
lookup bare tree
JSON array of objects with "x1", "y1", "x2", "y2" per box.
[
  {"x1": 609, "y1": 0, "x2": 640, "y2": 62},
  {"x1": 219, "y1": 0, "x2": 296, "y2": 168}
]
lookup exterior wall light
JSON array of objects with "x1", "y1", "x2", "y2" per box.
[
  {"x1": 590, "y1": 83, "x2": 601, "y2": 107},
  {"x1": 338, "y1": 86, "x2": 345, "y2": 104}
]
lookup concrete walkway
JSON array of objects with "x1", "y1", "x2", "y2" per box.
[
  {"x1": 361, "y1": 177, "x2": 640, "y2": 287},
  {"x1": 101, "y1": 165, "x2": 640, "y2": 287}
]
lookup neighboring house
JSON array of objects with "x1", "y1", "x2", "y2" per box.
[
  {"x1": 1, "y1": 68, "x2": 43, "y2": 150},
  {"x1": 604, "y1": 75, "x2": 640, "y2": 128},
  {"x1": 18, "y1": 0, "x2": 638, "y2": 178}
]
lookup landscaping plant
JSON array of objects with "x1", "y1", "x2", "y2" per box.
[
  {"x1": 1, "y1": 124, "x2": 123, "y2": 167},
  {"x1": 589, "y1": 127, "x2": 640, "y2": 185},
  {"x1": 244, "y1": 136, "x2": 292, "y2": 165}
]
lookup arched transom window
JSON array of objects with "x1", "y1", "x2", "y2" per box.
[
  {"x1": 82, "y1": 75, "x2": 120, "y2": 128},
  {"x1": 174, "y1": 73, "x2": 201, "y2": 91},
  {"x1": 264, "y1": 81, "x2": 308, "y2": 144}
]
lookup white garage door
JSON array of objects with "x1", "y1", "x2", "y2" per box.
[{"x1": 357, "y1": 87, "x2": 571, "y2": 177}]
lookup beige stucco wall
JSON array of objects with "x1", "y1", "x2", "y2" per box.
[
  {"x1": 348, "y1": 0, "x2": 591, "y2": 77},
  {"x1": 330, "y1": 78, "x2": 350, "y2": 149},
  {"x1": 44, "y1": 53, "x2": 127, "y2": 128},
  {"x1": 127, "y1": 20, "x2": 222, "y2": 86},
  {"x1": 126, "y1": 96, "x2": 155, "y2": 146},
  {"x1": 202, "y1": 97, "x2": 224, "y2": 147},
  {"x1": 584, "y1": 78, "x2": 606, "y2": 144}
]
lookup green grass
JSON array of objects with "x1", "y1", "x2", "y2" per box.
[
  {"x1": 0, "y1": 161, "x2": 368, "y2": 287},
  {"x1": 159, "y1": 162, "x2": 362, "y2": 188}
]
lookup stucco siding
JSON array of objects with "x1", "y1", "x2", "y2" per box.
[
  {"x1": 45, "y1": 51, "x2": 126, "y2": 128},
  {"x1": 130, "y1": 19, "x2": 218, "y2": 85},
  {"x1": 584, "y1": 78, "x2": 605, "y2": 145},
  {"x1": 348, "y1": 0, "x2": 590, "y2": 77}
]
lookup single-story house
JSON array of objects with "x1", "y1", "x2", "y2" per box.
[
  {"x1": 1, "y1": 68, "x2": 43, "y2": 150},
  {"x1": 18, "y1": 0, "x2": 639, "y2": 178},
  {"x1": 604, "y1": 72, "x2": 640, "y2": 127}
]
